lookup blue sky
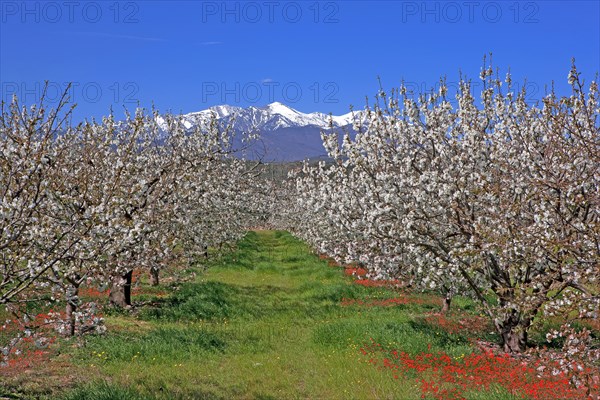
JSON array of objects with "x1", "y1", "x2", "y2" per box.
[{"x1": 1, "y1": 1, "x2": 599, "y2": 121}]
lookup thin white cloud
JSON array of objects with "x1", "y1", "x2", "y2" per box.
[
  {"x1": 199, "y1": 41, "x2": 223, "y2": 46},
  {"x1": 261, "y1": 78, "x2": 274, "y2": 84}
]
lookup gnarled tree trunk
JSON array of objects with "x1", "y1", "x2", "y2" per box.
[
  {"x1": 495, "y1": 311, "x2": 531, "y2": 353},
  {"x1": 149, "y1": 266, "x2": 160, "y2": 286},
  {"x1": 109, "y1": 270, "x2": 133, "y2": 308}
]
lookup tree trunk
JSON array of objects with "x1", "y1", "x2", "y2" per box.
[
  {"x1": 150, "y1": 267, "x2": 160, "y2": 286},
  {"x1": 501, "y1": 328, "x2": 527, "y2": 353},
  {"x1": 440, "y1": 294, "x2": 452, "y2": 314},
  {"x1": 109, "y1": 270, "x2": 133, "y2": 308},
  {"x1": 65, "y1": 284, "x2": 79, "y2": 336},
  {"x1": 495, "y1": 312, "x2": 531, "y2": 353}
]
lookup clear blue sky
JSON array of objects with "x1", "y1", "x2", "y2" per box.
[{"x1": 1, "y1": 1, "x2": 599, "y2": 121}]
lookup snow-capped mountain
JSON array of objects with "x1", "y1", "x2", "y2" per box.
[
  {"x1": 181, "y1": 102, "x2": 363, "y2": 133},
  {"x1": 161, "y1": 102, "x2": 367, "y2": 161}
]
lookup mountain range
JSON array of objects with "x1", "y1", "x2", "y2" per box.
[{"x1": 156, "y1": 102, "x2": 366, "y2": 162}]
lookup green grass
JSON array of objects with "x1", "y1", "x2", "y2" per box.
[{"x1": 44, "y1": 231, "x2": 515, "y2": 399}]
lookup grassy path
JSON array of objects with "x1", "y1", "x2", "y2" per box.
[{"x1": 61, "y1": 230, "x2": 508, "y2": 399}]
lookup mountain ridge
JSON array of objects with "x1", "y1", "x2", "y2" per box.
[
  {"x1": 158, "y1": 102, "x2": 366, "y2": 162},
  {"x1": 180, "y1": 102, "x2": 365, "y2": 132}
]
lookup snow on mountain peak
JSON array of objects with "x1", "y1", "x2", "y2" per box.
[
  {"x1": 151, "y1": 102, "x2": 368, "y2": 161},
  {"x1": 178, "y1": 102, "x2": 365, "y2": 133},
  {"x1": 264, "y1": 102, "x2": 294, "y2": 113},
  {"x1": 208, "y1": 104, "x2": 243, "y2": 118}
]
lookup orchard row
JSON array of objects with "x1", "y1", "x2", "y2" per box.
[
  {"x1": 1, "y1": 87, "x2": 269, "y2": 358},
  {"x1": 278, "y1": 62, "x2": 599, "y2": 362}
]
